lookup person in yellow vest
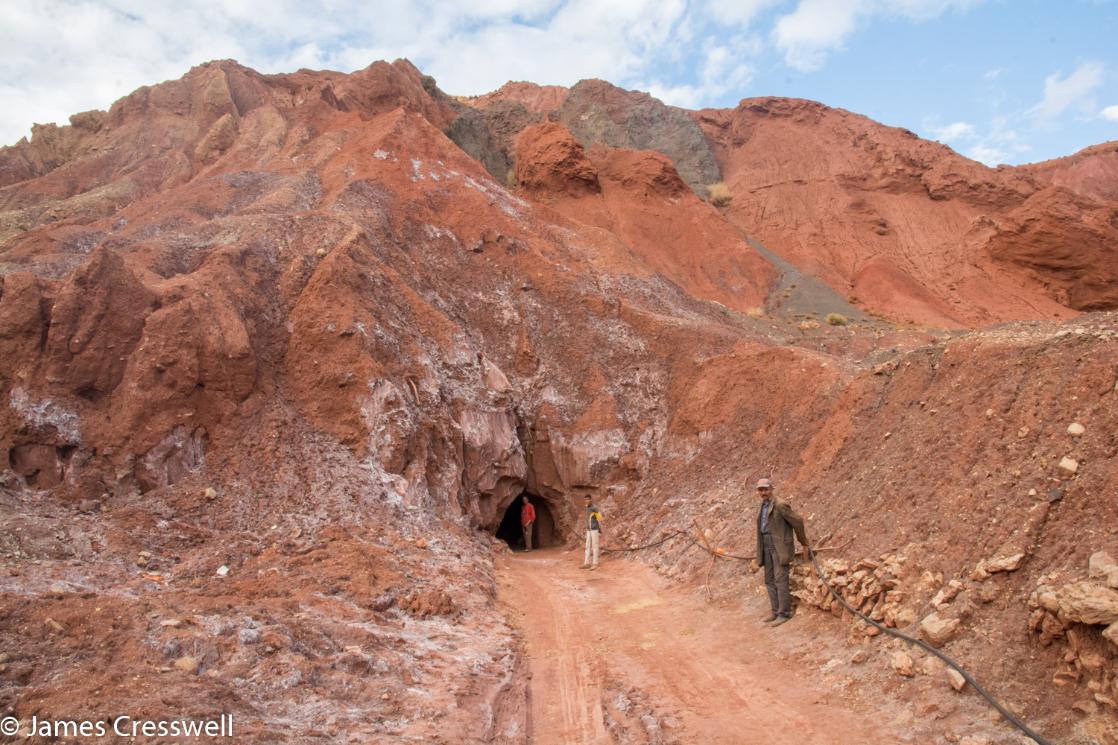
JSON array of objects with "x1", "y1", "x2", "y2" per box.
[{"x1": 581, "y1": 494, "x2": 603, "y2": 570}]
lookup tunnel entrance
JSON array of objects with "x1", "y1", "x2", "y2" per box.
[{"x1": 495, "y1": 493, "x2": 557, "y2": 550}]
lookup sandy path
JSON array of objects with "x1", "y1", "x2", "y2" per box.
[{"x1": 497, "y1": 547, "x2": 907, "y2": 745}]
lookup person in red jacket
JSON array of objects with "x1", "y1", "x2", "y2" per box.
[{"x1": 520, "y1": 495, "x2": 537, "y2": 552}]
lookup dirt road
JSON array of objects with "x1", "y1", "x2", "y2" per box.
[{"x1": 496, "y1": 547, "x2": 909, "y2": 745}]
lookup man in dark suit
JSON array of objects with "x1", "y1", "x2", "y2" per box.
[{"x1": 752, "y1": 478, "x2": 810, "y2": 627}]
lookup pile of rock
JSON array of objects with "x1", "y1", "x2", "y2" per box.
[
  {"x1": 791, "y1": 555, "x2": 918, "y2": 629},
  {"x1": 886, "y1": 646, "x2": 968, "y2": 690},
  {"x1": 398, "y1": 588, "x2": 457, "y2": 619},
  {"x1": 1027, "y1": 551, "x2": 1118, "y2": 710}
]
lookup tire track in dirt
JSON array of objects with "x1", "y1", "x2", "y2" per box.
[
  {"x1": 504, "y1": 551, "x2": 611, "y2": 744},
  {"x1": 497, "y1": 548, "x2": 909, "y2": 745}
]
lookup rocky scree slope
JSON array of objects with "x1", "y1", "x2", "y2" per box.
[{"x1": 462, "y1": 82, "x2": 1118, "y2": 328}]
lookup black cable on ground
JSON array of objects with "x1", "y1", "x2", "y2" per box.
[
  {"x1": 600, "y1": 531, "x2": 686, "y2": 554},
  {"x1": 805, "y1": 549, "x2": 1054, "y2": 745},
  {"x1": 666, "y1": 537, "x2": 1054, "y2": 744}
]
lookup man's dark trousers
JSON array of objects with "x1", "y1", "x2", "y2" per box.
[{"x1": 763, "y1": 533, "x2": 792, "y2": 617}]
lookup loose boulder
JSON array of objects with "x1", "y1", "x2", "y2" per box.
[
  {"x1": 920, "y1": 612, "x2": 961, "y2": 646},
  {"x1": 1088, "y1": 551, "x2": 1118, "y2": 589},
  {"x1": 1057, "y1": 456, "x2": 1079, "y2": 477},
  {"x1": 890, "y1": 650, "x2": 915, "y2": 677},
  {"x1": 1055, "y1": 581, "x2": 1118, "y2": 625},
  {"x1": 972, "y1": 552, "x2": 1025, "y2": 579},
  {"x1": 946, "y1": 667, "x2": 967, "y2": 691}
]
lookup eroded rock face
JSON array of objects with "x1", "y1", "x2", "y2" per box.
[
  {"x1": 515, "y1": 122, "x2": 600, "y2": 197},
  {"x1": 362, "y1": 380, "x2": 418, "y2": 473},
  {"x1": 8, "y1": 442, "x2": 70, "y2": 488},
  {"x1": 457, "y1": 407, "x2": 527, "y2": 529},
  {"x1": 133, "y1": 426, "x2": 207, "y2": 493},
  {"x1": 466, "y1": 84, "x2": 1118, "y2": 326},
  {"x1": 43, "y1": 246, "x2": 155, "y2": 401},
  {"x1": 558, "y1": 80, "x2": 722, "y2": 194},
  {"x1": 983, "y1": 186, "x2": 1118, "y2": 311},
  {"x1": 0, "y1": 272, "x2": 53, "y2": 367},
  {"x1": 461, "y1": 81, "x2": 569, "y2": 115},
  {"x1": 1018, "y1": 141, "x2": 1118, "y2": 203}
]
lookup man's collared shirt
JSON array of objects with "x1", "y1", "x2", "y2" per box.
[{"x1": 760, "y1": 498, "x2": 773, "y2": 534}]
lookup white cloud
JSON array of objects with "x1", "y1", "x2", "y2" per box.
[
  {"x1": 929, "y1": 121, "x2": 975, "y2": 143},
  {"x1": 0, "y1": 0, "x2": 255, "y2": 144},
  {"x1": 1099, "y1": 104, "x2": 1118, "y2": 122},
  {"x1": 886, "y1": 0, "x2": 983, "y2": 20},
  {"x1": 773, "y1": 0, "x2": 982, "y2": 72},
  {"x1": 428, "y1": 0, "x2": 689, "y2": 94},
  {"x1": 1030, "y1": 61, "x2": 1105, "y2": 121},
  {"x1": 773, "y1": 0, "x2": 864, "y2": 72},
  {"x1": 924, "y1": 110, "x2": 1033, "y2": 164},
  {"x1": 946, "y1": 114, "x2": 1030, "y2": 165},
  {"x1": 968, "y1": 143, "x2": 1007, "y2": 166},
  {"x1": 702, "y1": 45, "x2": 755, "y2": 94},
  {"x1": 703, "y1": 0, "x2": 781, "y2": 27},
  {"x1": 643, "y1": 40, "x2": 758, "y2": 108},
  {"x1": 644, "y1": 82, "x2": 704, "y2": 109}
]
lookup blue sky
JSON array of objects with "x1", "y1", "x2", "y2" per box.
[{"x1": 2, "y1": 0, "x2": 1116, "y2": 165}]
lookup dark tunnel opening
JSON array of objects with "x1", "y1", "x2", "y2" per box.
[{"x1": 495, "y1": 493, "x2": 557, "y2": 550}]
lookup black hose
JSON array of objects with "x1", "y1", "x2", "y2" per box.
[
  {"x1": 805, "y1": 549, "x2": 1054, "y2": 745},
  {"x1": 601, "y1": 531, "x2": 686, "y2": 554},
  {"x1": 601, "y1": 528, "x2": 1055, "y2": 742},
  {"x1": 669, "y1": 537, "x2": 1054, "y2": 744}
]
